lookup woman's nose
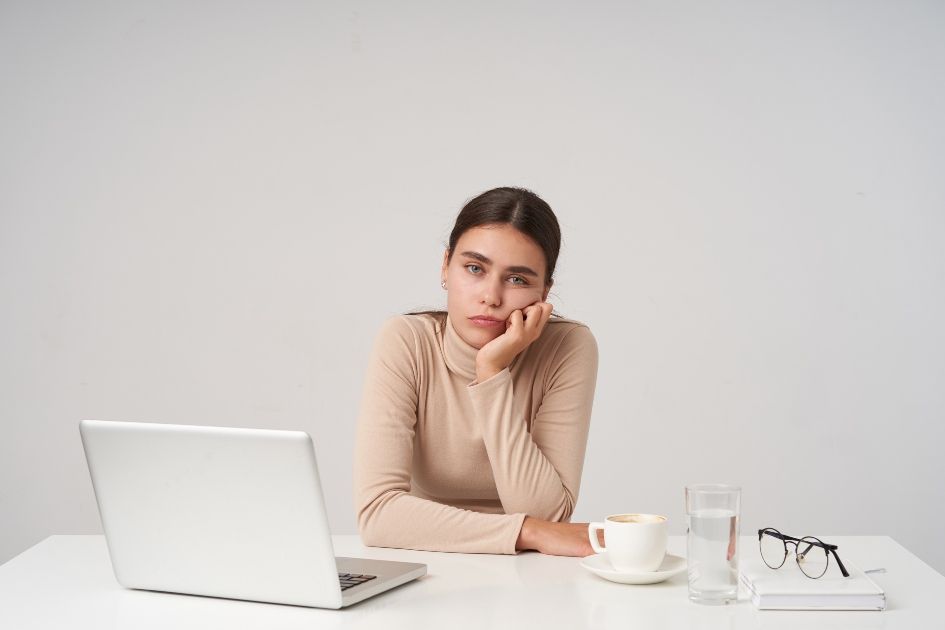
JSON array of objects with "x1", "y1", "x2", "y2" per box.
[{"x1": 480, "y1": 279, "x2": 502, "y2": 306}]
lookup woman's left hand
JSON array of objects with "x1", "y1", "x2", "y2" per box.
[{"x1": 474, "y1": 301, "x2": 554, "y2": 383}]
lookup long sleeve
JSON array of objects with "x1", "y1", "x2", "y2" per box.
[
  {"x1": 354, "y1": 317, "x2": 527, "y2": 554},
  {"x1": 466, "y1": 325, "x2": 599, "y2": 521}
]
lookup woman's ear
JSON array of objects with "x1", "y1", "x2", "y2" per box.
[
  {"x1": 542, "y1": 280, "x2": 553, "y2": 303},
  {"x1": 441, "y1": 249, "x2": 450, "y2": 284}
]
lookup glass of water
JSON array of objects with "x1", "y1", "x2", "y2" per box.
[{"x1": 685, "y1": 484, "x2": 741, "y2": 605}]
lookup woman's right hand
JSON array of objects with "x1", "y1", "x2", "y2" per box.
[{"x1": 516, "y1": 516, "x2": 601, "y2": 557}]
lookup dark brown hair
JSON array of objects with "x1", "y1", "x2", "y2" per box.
[{"x1": 409, "y1": 186, "x2": 563, "y2": 317}]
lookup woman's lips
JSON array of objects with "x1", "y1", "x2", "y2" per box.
[{"x1": 469, "y1": 316, "x2": 504, "y2": 328}]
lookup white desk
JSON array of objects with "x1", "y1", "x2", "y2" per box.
[{"x1": 1, "y1": 535, "x2": 942, "y2": 629}]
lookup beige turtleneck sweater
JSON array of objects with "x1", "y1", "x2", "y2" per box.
[{"x1": 353, "y1": 311, "x2": 599, "y2": 554}]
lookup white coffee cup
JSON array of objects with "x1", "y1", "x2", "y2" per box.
[{"x1": 588, "y1": 513, "x2": 668, "y2": 572}]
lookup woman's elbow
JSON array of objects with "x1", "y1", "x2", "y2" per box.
[
  {"x1": 356, "y1": 500, "x2": 381, "y2": 546},
  {"x1": 358, "y1": 519, "x2": 383, "y2": 547},
  {"x1": 356, "y1": 491, "x2": 400, "y2": 547},
  {"x1": 530, "y1": 490, "x2": 576, "y2": 523},
  {"x1": 557, "y1": 486, "x2": 579, "y2": 521}
]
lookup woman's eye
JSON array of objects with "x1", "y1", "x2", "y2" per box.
[
  {"x1": 509, "y1": 276, "x2": 527, "y2": 285},
  {"x1": 465, "y1": 264, "x2": 482, "y2": 274}
]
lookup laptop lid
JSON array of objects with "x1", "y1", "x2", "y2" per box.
[{"x1": 80, "y1": 420, "x2": 345, "y2": 608}]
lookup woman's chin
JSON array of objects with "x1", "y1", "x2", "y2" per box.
[{"x1": 464, "y1": 327, "x2": 502, "y2": 349}]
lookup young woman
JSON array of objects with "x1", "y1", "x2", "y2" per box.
[{"x1": 354, "y1": 187, "x2": 599, "y2": 556}]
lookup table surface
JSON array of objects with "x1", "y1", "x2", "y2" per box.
[{"x1": 1, "y1": 534, "x2": 942, "y2": 629}]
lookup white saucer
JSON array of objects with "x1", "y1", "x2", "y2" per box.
[{"x1": 580, "y1": 553, "x2": 687, "y2": 585}]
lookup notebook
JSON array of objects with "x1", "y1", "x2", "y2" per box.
[{"x1": 739, "y1": 557, "x2": 885, "y2": 611}]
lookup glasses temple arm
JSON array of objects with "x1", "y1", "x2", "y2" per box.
[{"x1": 830, "y1": 548, "x2": 851, "y2": 578}]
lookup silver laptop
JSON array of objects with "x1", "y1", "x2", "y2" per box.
[{"x1": 79, "y1": 420, "x2": 426, "y2": 608}]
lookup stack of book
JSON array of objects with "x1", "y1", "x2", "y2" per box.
[{"x1": 739, "y1": 557, "x2": 886, "y2": 611}]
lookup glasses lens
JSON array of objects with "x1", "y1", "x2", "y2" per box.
[
  {"x1": 759, "y1": 528, "x2": 787, "y2": 569},
  {"x1": 797, "y1": 536, "x2": 829, "y2": 578}
]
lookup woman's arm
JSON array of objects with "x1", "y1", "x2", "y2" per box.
[
  {"x1": 466, "y1": 324, "x2": 599, "y2": 521},
  {"x1": 354, "y1": 316, "x2": 527, "y2": 554},
  {"x1": 517, "y1": 515, "x2": 601, "y2": 556}
]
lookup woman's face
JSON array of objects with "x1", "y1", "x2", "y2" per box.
[{"x1": 441, "y1": 223, "x2": 550, "y2": 349}]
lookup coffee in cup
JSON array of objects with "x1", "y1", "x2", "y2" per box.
[{"x1": 588, "y1": 513, "x2": 668, "y2": 572}]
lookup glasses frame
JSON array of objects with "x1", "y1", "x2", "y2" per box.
[{"x1": 757, "y1": 527, "x2": 850, "y2": 579}]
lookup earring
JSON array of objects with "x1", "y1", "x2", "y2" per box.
[{"x1": 441, "y1": 280, "x2": 447, "y2": 290}]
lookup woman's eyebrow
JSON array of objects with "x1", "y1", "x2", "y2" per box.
[{"x1": 460, "y1": 251, "x2": 539, "y2": 277}]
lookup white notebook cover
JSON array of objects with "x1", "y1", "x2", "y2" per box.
[{"x1": 739, "y1": 557, "x2": 886, "y2": 611}]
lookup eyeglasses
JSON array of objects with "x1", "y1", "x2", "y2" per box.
[{"x1": 758, "y1": 527, "x2": 850, "y2": 579}]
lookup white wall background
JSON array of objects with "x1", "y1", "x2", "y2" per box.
[{"x1": 2, "y1": 0, "x2": 943, "y2": 573}]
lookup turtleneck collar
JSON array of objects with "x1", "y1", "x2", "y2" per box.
[{"x1": 443, "y1": 313, "x2": 479, "y2": 381}]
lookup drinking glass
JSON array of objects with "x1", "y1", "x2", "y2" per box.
[{"x1": 685, "y1": 484, "x2": 741, "y2": 605}]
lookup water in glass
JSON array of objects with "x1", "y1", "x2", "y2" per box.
[{"x1": 687, "y1": 508, "x2": 738, "y2": 603}]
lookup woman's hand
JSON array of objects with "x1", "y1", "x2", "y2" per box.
[
  {"x1": 475, "y1": 302, "x2": 554, "y2": 383},
  {"x1": 515, "y1": 516, "x2": 602, "y2": 557}
]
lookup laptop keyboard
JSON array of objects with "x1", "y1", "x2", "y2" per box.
[{"x1": 338, "y1": 573, "x2": 378, "y2": 591}]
